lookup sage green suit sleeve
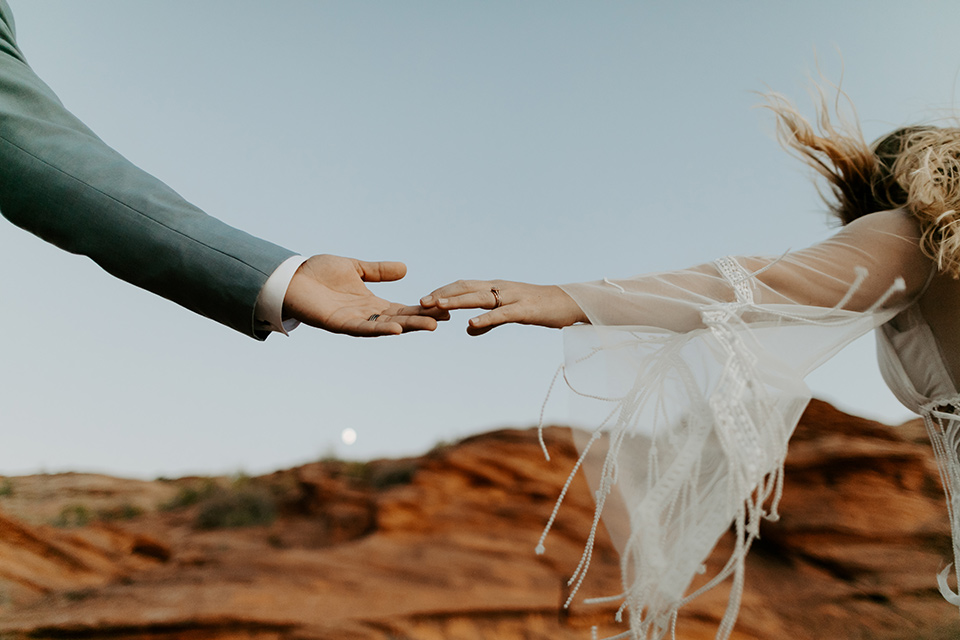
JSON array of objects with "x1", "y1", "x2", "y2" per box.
[{"x1": 0, "y1": 1, "x2": 297, "y2": 338}]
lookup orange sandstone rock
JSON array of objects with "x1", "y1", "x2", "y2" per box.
[{"x1": 0, "y1": 400, "x2": 955, "y2": 640}]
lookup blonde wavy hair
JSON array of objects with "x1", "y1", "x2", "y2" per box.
[{"x1": 765, "y1": 90, "x2": 960, "y2": 277}]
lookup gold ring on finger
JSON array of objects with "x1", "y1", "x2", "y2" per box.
[{"x1": 491, "y1": 288, "x2": 502, "y2": 309}]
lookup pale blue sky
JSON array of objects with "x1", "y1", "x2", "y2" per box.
[{"x1": 1, "y1": 1, "x2": 958, "y2": 477}]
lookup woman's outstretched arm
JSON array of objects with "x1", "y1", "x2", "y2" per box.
[{"x1": 422, "y1": 209, "x2": 934, "y2": 335}]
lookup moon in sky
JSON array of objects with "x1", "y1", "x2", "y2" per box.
[{"x1": 341, "y1": 428, "x2": 357, "y2": 446}]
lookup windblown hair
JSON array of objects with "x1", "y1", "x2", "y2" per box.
[{"x1": 765, "y1": 89, "x2": 960, "y2": 277}]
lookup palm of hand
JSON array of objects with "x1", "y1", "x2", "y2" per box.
[{"x1": 283, "y1": 255, "x2": 441, "y2": 336}]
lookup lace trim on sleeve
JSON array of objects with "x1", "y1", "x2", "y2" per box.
[{"x1": 713, "y1": 256, "x2": 754, "y2": 305}]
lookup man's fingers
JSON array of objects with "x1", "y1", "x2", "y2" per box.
[
  {"x1": 426, "y1": 308, "x2": 451, "y2": 321},
  {"x1": 357, "y1": 260, "x2": 407, "y2": 283},
  {"x1": 391, "y1": 314, "x2": 439, "y2": 332},
  {"x1": 362, "y1": 313, "x2": 437, "y2": 334},
  {"x1": 392, "y1": 304, "x2": 451, "y2": 321},
  {"x1": 337, "y1": 319, "x2": 404, "y2": 337}
]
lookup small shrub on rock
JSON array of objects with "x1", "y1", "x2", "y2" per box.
[
  {"x1": 97, "y1": 503, "x2": 144, "y2": 522},
  {"x1": 53, "y1": 504, "x2": 93, "y2": 528},
  {"x1": 160, "y1": 480, "x2": 218, "y2": 511},
  {"x1": 194, "y1": 487, "x2": 277, "y2": 529}
]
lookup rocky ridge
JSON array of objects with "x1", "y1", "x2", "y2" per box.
[{"x1": 0, "y1": 399, "x2": 957, "y2": 640}]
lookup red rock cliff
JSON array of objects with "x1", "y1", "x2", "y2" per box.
[{"x1": 0, "y1": 399, "x2": 956, "y2": 640}]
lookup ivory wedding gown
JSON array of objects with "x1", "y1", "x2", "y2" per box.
[{"x1": 541, "y1": 208, "x2": 960, "y2": 639}]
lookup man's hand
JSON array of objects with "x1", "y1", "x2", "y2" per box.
[{"x1": 282, "y1": 255, "x2": 448, "y2": 337}]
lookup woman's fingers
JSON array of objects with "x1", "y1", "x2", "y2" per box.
[
  {"x1": 436, "y1": 290, "x2": 502, "y2": 310},
  {"x1": 421, "y1": 280, "x2": 498, "y2": 308},
  {"x1": 466, "y1": 322, "x2": 497, "y2": 336},
  {"x1": 466, "y1": 306, "x2": 513, "y2": 334}
]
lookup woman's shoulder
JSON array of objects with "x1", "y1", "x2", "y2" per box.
[
  {"x1": 846, "y1": 208, "x2": 921, "y2": 238},
  {"x1": 835, "y1": 209, "x2": 927, "y2": 274}
]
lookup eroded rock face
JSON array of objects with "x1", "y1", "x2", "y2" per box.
[{"x1": 0, "y1": 400, "x2": 957, "y2": 640}]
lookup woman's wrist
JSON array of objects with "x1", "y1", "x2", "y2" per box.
[{"x1": 546, "y1": 285, "x2": 588, "y2": 327}]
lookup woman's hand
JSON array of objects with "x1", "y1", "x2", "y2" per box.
[{"x1": 420, "y1": 279, "x2": 587, "y2": 335}]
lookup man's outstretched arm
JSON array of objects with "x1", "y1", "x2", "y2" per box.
[{"x1": 0, "y1": 1, "x2": 442, "y2": 339}]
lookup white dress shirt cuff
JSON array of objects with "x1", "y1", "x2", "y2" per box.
[{"x1": 254, "y1": 255, "x2": 309, "y2": 336}]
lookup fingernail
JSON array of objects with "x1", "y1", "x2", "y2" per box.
[
  {"x1": 469, "y1": 317, "x2": 478, "y2": 326},
  {"x1": 438, "y1": 298, "x2": 448, "y2": 305},
  {"x1": 420, "y1": 296, "x2": 433, "y2": 305}
]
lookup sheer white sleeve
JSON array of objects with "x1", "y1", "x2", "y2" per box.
[{"x1": 541, "y1": 210, "x2": 932, "y2": 639}]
